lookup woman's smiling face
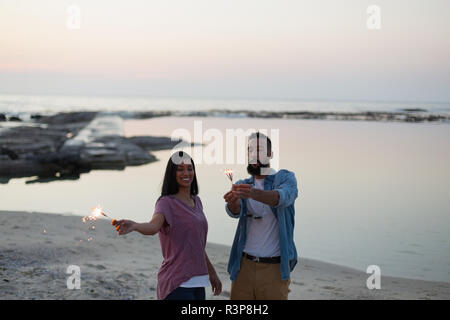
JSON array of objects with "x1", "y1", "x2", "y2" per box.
[{"x1": 176, "y1": 160, "x2": 194, "y2": 188}]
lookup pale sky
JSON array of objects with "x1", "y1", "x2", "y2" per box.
[{"x1": 1, "y1": 0, "x2": 449, "y2": 101}]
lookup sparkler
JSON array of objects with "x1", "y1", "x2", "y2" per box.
[
  {"x1": 79, "y1": 205, "x2": 112, "y2": 243},
  {"x1": 82, "y1": 205, "x2": 111, "y2": 223},
  {"x1": 224, "y1": 169, "x2": 233, "y2": 183}
]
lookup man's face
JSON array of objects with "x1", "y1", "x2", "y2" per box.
[
  {"x1": 247, "y1": 137, "x2": 272, "y2": 175},
  {"x1": 248, "y1": 137, "x2": 271, "y2": 165}
]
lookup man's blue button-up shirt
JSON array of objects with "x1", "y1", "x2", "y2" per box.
[{"x1": 225, "y1": 169, "x2": 299, "y2": 281}]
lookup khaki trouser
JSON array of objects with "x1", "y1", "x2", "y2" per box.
[{"x1": 230, "y1": 257, "x2": 291, "y2": 300}]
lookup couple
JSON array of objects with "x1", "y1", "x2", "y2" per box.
[{"x1": 112, "y1": 132, "x2": 299, "y2": 300}]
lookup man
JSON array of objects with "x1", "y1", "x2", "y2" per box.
[{"x1": 224, "y1": 132, "x2": 299, "y2": 300}]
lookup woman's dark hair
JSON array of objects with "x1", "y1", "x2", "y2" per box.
[{"x1": 159, "y1": 151, "x2": 199, "y2": 199}]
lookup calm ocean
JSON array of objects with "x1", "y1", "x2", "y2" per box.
[{"x1": 1, "y1": 94, "x2": 450, "y2": 283}]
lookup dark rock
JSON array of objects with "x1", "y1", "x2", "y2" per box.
[
  {"x1": 8, "y1": 116, "x2": 22, "y2": 122},
  {"x1": 126, "y1": 136, "x2": 182, "y2": 151},
  {"x1": 89, "y1": 135, "x2": 155, "y2": 167},
  {"x1": 130, "y1": 111, "x2": 172, "y2": 119},
  {"x1": 401, "y1": 108, "x2": 428, "y2": 113},
  {"x1": 0, "y1": 177, "x2": 10, "y2": 184},
  {"x1": 0, "y1": 147, "x2": 19, "y2": 160},
  {"x1": 0, "y1": 114, "x2": 6, "y2": 121},
  {"x1": 81, "y1": 149, "x2": 126, "y2": 170},
  {"x1": 31, "y1": 114, "x2": 43, "y2": 120},
  {"x1": 0, "y1": 159, "x2": 62, "y2": 177},
  {"x1": 38, "y1": 112, "x2": 97, "y2": 125}
]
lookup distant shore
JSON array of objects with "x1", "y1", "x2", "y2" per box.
[
  {"x1": 1, "y1": 210, "x2": 449, "y2": 300},
  {"x1": 117, "y1": 108, "x2": 450, "y2": 123},
  {"x1": 2, "y1": 108, "x2": 450, "y2": 124}
]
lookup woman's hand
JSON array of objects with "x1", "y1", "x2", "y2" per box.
[
  {"x1": 111, "y1": 219, "x2": 136, "y2": 235},
  {"x1": 209, "y1": 273, "x2": 222, "y2": 296},
  {"x1": 205, "y1": 253, "x2": 222, "y2": 296}
]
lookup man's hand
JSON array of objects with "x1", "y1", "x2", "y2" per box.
[
  {"x1": 224, "y1": 185, "x2": 241, "y2": 214},
  {"x1": 233, "y1": 184, "x2": 280, "y2": 207},
  {"x1": 233, "y1": 184, "x2": 254, "y2": 199}
]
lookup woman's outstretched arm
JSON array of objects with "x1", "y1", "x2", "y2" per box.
[{"x1": 112, "y1": 213, "x2": 165, "y2": 236}]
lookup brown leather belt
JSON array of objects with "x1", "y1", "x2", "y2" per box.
[{"x1": 243, "y1": 252, "x2": 281, "y2": 264}]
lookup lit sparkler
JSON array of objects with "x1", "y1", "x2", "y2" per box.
[
  {"x1": 224, "y1": 169, "x2": 233, "y2": 183},
  {"x1": 82, "y1": 205, "x2": 111, "y2": 223}
]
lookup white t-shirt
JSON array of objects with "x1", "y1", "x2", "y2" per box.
[
  {"x1": 243, "y1": 178, "x2": 280, "y2": 258},
  {"x1": 180, "y1": 274, "x2": 210, "y2": 288}
]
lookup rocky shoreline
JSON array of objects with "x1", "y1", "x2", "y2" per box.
[
  {"x1": 0, "y1": 112, "x2": 183, "y2": 184},
  {"x1": 107, "y1": 108, "x2": 450, "y2": 123},
  {"x1": 2, "y1": 108, "x2": 449, "y2": 124}
]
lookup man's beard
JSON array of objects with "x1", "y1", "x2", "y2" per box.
[{"x1": 247, "y1": 160, "x2": 270, "y2": 176}]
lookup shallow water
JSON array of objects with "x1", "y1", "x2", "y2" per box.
[{"x1": 1, "y1": 117, "x2": 450, "y2": 283}]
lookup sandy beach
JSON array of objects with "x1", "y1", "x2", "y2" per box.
[{"x1": 0, "y1": 210, "x2": 448, "y2": 300}]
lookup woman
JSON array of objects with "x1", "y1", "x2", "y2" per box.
[{"x1": 112, "y1": 151, "x2": 222, "y2": 300}]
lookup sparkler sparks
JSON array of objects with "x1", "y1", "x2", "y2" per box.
[
  {"x1": 82, "y1": 205, "x2": 111, "y2": 223},
  {"x1": 224, "y1": 169, "x2": 233, "y2": 183},
  {"x1": 79, "y1": 205, "x2": 112, "y2": 244}
]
